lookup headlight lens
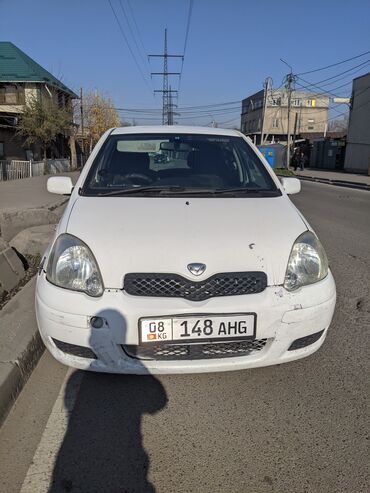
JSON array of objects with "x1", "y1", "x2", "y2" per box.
[
  {"x1": 46, "y1": 234, "x2": 104, "y2": 297},
  {"x1": 284, "y1": 231, "x2": 328, "y2": 291}
]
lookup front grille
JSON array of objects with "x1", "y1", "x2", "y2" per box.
[
  {"x1": 52, "y1": 338, "x2": 97, "y2": 359},
  {"x1": 123, "y1": 339, "x2": 268, "y2": 360},
  {"x1": 124, "y1": 271, "x2": 267, "y2": 301},
  {"x1": 288, "y1": 330, "x2": 325, "y2": 351}
]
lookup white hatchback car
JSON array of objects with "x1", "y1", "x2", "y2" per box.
[{"x1": 36, "y1": 126, "x2": 336, "y2": 374}]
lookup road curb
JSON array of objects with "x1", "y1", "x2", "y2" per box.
[
  {"x1": 296, "y1": 175, "x2": 370, "y2": 191},
  {"x1": 0, "y1": 277, "x2": 45, "y2": 425}
]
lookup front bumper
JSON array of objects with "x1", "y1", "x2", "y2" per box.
[{"x1": 35, "y1": 272, "x2": 336, "y2": 374}]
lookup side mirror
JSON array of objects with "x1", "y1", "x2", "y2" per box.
[
  {"x1": 47, "y1": 176, "x2": 73, "y2": 195},
  {"x1": 281, "y1": 177, "x2": 301, "y2": 195}
]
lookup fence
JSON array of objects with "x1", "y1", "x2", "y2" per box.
[{"x1": 0, "y1": 158, "x2": 72, "y2": 182}]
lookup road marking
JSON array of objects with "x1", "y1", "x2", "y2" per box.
[{"x1": 20, "y1": 369, "x2": 83, "y2": 493}]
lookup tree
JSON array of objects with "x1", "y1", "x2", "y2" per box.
[
  {"x1": 17, "y1": 96, "x2": 73, "y2": 160},
  {"x1": 82, "y1": 91, "x2": 120, "y2": 152}
]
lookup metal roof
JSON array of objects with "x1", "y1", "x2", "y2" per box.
[{"x1": 0, "y1": 42, "x2": 78, "y2": 98}]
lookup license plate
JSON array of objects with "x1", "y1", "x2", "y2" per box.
[{"x1": 139, "y1": 313, "x2": 256, "y2": 344}]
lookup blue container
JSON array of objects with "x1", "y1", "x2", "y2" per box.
[
  {"x1": 259, "y1": 146, "x2": 275, "y2": 167},
  {"x1": 258, "y1": 144, "x2": 286, "y2": 168}
]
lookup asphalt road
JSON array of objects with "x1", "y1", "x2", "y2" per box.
[{"x1": 0, "y1": 181, "x2": 369, "y2": 493}]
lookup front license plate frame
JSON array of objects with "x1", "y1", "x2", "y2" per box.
[{"x1": 139, "y1": 313, "x2": 257, "y2": 345}]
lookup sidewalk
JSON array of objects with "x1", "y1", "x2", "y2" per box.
[
  {"x1": 0, "y1": 171, "x2": 79, "y2": 212},
  {"x1": 0, "y1": 171, "x2": 79, "y2": 244},
  {"x1": 295, "y1": 168, "x2": 370, "y2": 190}
]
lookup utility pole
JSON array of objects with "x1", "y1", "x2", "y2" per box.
[
  {"x1": 285, "y1": 72, "x2": 295, "y2": 169},
  {"x1": 260, "y1": 77, "x2": 271, "y2": 145},
  {"x1": 80, "y1": 87, "x2": 84, "y2": 155},
  {"x1": 280, "y1": 59, "x2": 297, "y2": 169},
  {"x1": 292, "y1": 112, "x2": 298, "y2": 151},
  {"x1": 149, "y1": 29, "x2": 183, "y2": 125}
]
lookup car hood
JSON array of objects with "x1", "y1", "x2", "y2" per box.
[{"x1": 65, "y1": 195, "x2": 306, "y2": 288}]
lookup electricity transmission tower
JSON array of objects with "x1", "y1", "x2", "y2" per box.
[{"x1": 149, "y1": 29, "x2": 183, "y2": 125}]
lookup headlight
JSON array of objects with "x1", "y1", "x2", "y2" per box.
[
  {"x1": 284, "y1": 231, "x2": 328, "y2": 291},
  {"x1": 46, "y1": 234, "x2": 104, "y2": 297}
]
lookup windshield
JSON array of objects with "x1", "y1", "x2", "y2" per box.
[{"x1": 82, "y1": 133, "x2": 280, "y2": 197}]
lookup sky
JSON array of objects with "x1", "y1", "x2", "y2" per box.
[{"x1": 1, "y1": 0, "x2": 370, "y2": 126}]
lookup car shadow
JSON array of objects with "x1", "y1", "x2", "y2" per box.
[{"x1": 49, "y1": 309, "x2": 168, "y2": 493}]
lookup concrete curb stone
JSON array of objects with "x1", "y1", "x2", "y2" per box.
[
  {"x1": 0, "y1": 277, "x2": 45, "y2": 425},
  {"x1": 10, "y1": 224, "x2": 56, "y2": 257},
  {"x1": 0, "y1": 240, "x2": 26, "y2": 295},
  {"x1": 296, "y1": 174, "x2": 370, "y2": 191},
  {"x1": 0, "y1": 209, "x2": 59, "y2": 243}
]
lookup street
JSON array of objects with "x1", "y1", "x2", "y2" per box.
[{"x1": 0, "y1": 181, "x2": 369, "y2": 493}]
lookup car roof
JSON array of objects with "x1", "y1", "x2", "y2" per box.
[{"x1": 110, "y1": 125, "x2": 242, "y2": 137}]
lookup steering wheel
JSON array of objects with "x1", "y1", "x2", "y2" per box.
[{"x1": 120, "y1": 173, "x2": 153, "y2": 186}]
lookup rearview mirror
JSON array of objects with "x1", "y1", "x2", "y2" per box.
[
  {"x1": 47, "y1": 176, "x2": 73, "y2": 195},
  {"x1": 280, "y1": 177, "x2": 301, "y2": 195}
]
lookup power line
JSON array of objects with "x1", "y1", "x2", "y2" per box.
[
  {"x1": 183, "y1": 0, "x2": 194, "y2": 56},
  {"x1": 176, "y1": 109, "x2": 241, "y2": 120},
  {"x1": 295, "y1": 61, "x2": 370, "y2": 99},
  {"x1": 298, "y1": 59, "x2": 370, "y2": 89},
  {"x1": 295, "y1": 61, "x2": 370, "y2": 101},
  {"x1": 107, "y1": 0, "x2": 152, "y2": 94},
  {"x1": 116, "y1": 107, "x2": 242, "y2": 119},
  {"x1": 82, "y1": 104, "x2": 240, "y2": 116},
  {"x1": 217, "y1": 116, "x2": 240, "y2": 126},
  {"x1": 311, "y1": 109, "x2": 350, "y2": 127},
  {"x1": 295, "y1": 79, "x2": 352, "y2": 99},
  {"x1": 114, "y1": 106, "x2": 242, "y2": 118},
  {"x1": 174, "y1": 100, "x2": 240, "y2": 110},
  {"x1": 297, "y1": 49, "x2": 370, "y2": 76},
  {"x1": 126, "y1": 0, "x2": 149, "y2": 61},
  {"x1": 82, "y1": 100, "x2": 242, "y2": 116},
  {"x1": 281, "y1": 57, "x2": 370, "y2": 100},
  {"x1": 279, "y1": 54, "x2": 370, "y2": 105},
  {"x1": 178, "y1": 0, "x2": 194, "y2": 93},
  {"x1": 84, "y1": 100, "x2": 240, "y2": 113},
  {"x1": 118, "y1": 0, "x2": 150, "y2": 73},
  {"x1": 312, "y1": 61, "x2": 370, "y2": 89}
]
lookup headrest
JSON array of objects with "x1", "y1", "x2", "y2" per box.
[
  {"x1": 110, "y1": 151, "x2": 150, "y2": 175},
  {"x1": 187, "y1": 146, "x2": 224, "y2": 174}
]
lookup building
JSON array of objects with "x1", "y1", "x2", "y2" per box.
[
  {"x1": 0, "y1": 42, "x2": 78, "y2": 160},
  {"x1": 241, "y1": 88, "x2": 329, "y2": 145},
  {"x1": 310, "y1": 133, "x2": 347, "y2": 170},
  {"x1": 344, "y1": 72, "x2": 370, "y2": 175}
]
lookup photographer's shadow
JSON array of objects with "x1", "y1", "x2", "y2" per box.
[{"x1": 49, "y1": 309, "x2": 168, "y2": 493}]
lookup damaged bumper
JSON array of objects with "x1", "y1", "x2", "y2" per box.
[{"x1": 35, "y1": 271, "x2": 336, "y2": 374}]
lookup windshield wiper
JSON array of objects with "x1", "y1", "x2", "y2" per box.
[
  {"x1": 95, "y1": 186, "x2": 276, "y2": 197},
  {"x1": 96, "y1": 186, "x2": 224, "y2": 196},
  {"x1": 213, "y1": 187, "x2": 272, "y2": 195},
  {"x1": 97, "y1": 186, "x2": 186, "y2": 196}
]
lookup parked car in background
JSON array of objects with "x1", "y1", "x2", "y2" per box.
[{"x1": 153, "y1": 152, "x2": 168, "y2": 164}]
